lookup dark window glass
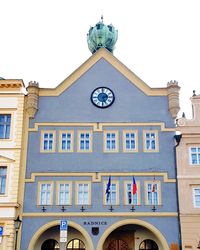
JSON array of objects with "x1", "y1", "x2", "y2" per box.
[
  {"x1": 139, "y1": 239, "x2": 158, "y2": 250},
  {"x1": 0, "y1": 167, "x2": 7, "y2": 194},
  {"x1": 0, "y1": 114, "x2": 11, "y2": 139},
  {"x1": 41, "y1": 239, "x2": 59, "y2": 250}
]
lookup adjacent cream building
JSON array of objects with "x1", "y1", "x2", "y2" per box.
[
  {"x1": 176, "y1": 93, "x2": 200, "y2": 250},
  {"x1": 0, "y1": 79, "x2": 25, "y2": 250}
]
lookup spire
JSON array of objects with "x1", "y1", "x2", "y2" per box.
[{"x1": 87, "y1": 17, "x2": 118, "y2": 54}]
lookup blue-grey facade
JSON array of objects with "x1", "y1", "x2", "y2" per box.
[{"x1": 20, "y1": 49, "x2": 180, "y2": 250}]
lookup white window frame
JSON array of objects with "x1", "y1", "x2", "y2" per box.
[
  {"x1": 124, "y1": 181, "x2": 140, "y2": 205},
  {"x1": 38, "y1": 182, "x2": 54, "y2": 205},
  {"x1": 76, "y1": 182, "x2": 91, "y2": 205},
  {"x1": 103, "y1": 180, "x2": 119, "y2": 205},
  {"x1": 143, "y1": 130, "x2": 159, "y2": 152},
  {"x1": 104, "y1": 131, "x2": 119, "y2": 153},
  {"x1": 145, "y1": 181, "x2": 161, "y2": 205},
  {"x1": 193, "y1": 187, "x2": 200, "y2": 208},
  {"x1": 189, "y1": 146, "x2": 200, "y2": 166},
  {"x1": 56, "y1": 181, "x2": 72, "y2": 205},
  {"x1": 59, "y1": 130, "x2": 74, "y2": 152},
  {"x1": 77, "y1": 131, "x2": 92, "y2": 152},
  {"x1": 123, "y1": 130, "x2": 138, "y2": 152},
  {"x1": 40, "y1": 130, "x2": 56, "y2": 153}
]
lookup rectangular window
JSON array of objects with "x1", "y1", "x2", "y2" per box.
[
  {"x1": 145, "y1": 181, "x2": 161, "y2": 205},
  {"x1": 143, "y1": 130, "x2": 159, "y2": 152},
  {"x1": 39, "y1": 182, "x2": 53, "y2": 205},
  {"x1": 193, "y1": 187, "x2": 200, "y2": 208},
  {"x1": 190, "y1": 147, "x2": 200, "y2": 165},
  {"x1": 0, "y1": 114, "x2": 11, "y2": 139},
  {"x1": 104, "y1": 131, "x2": 118, "y2": 152},
  {"x1": 104, "y1": 181, "x2": 119, "y2": 205},
  {"x1": 77, "y1": 131, "x2": 92, "y2": 152},
  {"x1": 58, "y1": 183, "x2": 71, "y2": 205},
  {"x1": 40, "y1": 131, "x2": 56, "y2": 152},
  {"x1": 125, "y1": 183, "x2": 138, "y2": 205},
  {"x1": 0, "y1": 167, "x2": 7, "y2": 194},
  {"x1": 123, "y1": 130, "x2": 138, "y2": 152},
  {"x1": 77, "y1": 183, "x2": 91, "y2": 205},
  {"x1": 59, "y1": 131, "x2": 73, "y2": 152}
]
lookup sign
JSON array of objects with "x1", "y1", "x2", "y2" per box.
[
  {"x1": 0, "y1": 227, "x2": 3, "y2": 236},
  {"x1": 60, "y1": 237, "x2": 67, "y2": 243},
  {"x1": 60, "y1": 220, "x2": 68, "y2": 244},
  {"x1": 60, "y1": 231, "x2": 67, "y2": 238},
  {"x1": 60, "y1": 220, "x2": 68, "y2": 231}
]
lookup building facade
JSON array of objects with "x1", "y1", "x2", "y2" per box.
[
  {"x1": 176, "y1": 94, "x2": 200, "y2": 250},
  {"x1": 19, "y1": 21, "x2": 181, "y2": 250},
  {"x1": 0, "y1": 79, "x2": 25, "y2": 250}
]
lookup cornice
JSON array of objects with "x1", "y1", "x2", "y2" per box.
[
  {"x1": 22, "y1": 212, "x2": 178, "y2": 217},
  {"x1": 28, "y1": 122, "x2": 175, "y2": 132},
  {"x1": 25, "y1": 172, "x2": 176, "y2": 183}
]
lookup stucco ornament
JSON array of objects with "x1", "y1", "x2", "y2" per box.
[{"x1": 26, "y1": 81, "x2": 39, "y2": 118}]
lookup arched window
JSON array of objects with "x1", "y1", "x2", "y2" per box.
[
  {"x1": 139, "y1": 239, "x2": 158, "y2": 250},
  {"x1": 41, "y1": 239, "x2": 59, "y2": 250},
  {"x1": 66, "y1": 239, "x2": 85, "y2": 250}
]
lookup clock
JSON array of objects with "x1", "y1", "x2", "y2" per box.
[{"x1": 91, "y1": 87, "x2": 115, "y2": 108}]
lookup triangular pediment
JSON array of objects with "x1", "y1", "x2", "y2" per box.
[
  {"x1": 39, "y1": 48, "x2": 167, "y2": 97},
  {"x1": 0, "y1": 155, "x2": 15, "y2": 163}
]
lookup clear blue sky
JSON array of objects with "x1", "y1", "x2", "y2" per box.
[{"x1": 1, "y1": 0, "x2": 200, "y2": 117}]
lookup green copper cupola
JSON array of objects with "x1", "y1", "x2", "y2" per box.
[{"x1": 87, "y1": 17, "x2": 118, "y2": 54}]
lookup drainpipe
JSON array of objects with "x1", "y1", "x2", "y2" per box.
[{"x1": 174, "y1": 134, "x2": 182, "y2": 250}]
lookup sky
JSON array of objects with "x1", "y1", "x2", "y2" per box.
[{"x1": 1, "y1": 0, "x2": 200, "y2": 118}]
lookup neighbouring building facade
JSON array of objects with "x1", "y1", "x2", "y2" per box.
[
  {"x1": 0, "y1": 79, "x2": 25, "y2": 250},
  {"x1": 19, "y1": 20, "x2": 181, "y2": 250},
  {"x1": 176, "y1": 93, "x2": 200, "y2": 250}
]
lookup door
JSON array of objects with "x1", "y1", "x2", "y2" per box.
[{"x1": 108, "y1": 239, "x2": 128, "y2": 250}]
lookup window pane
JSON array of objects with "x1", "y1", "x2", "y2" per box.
[
  {"x1": 191, "y1": 147, "x2": 200, "y2": 165},
  {"x1": 78, "y1": 184, "x2": 89, "y2": 204},
  {"x1": 0, "y1": 115, "x2": 11, "y2": 139},
  {"x1": 40, "y1": 184, "x2": 51, "y2": 205}
]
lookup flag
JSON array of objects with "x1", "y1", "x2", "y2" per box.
[
  {"x1": 152, "y1": 179, "x2": 156, "y2": 192},
  {"x1": 106, "y1": 176, "x2": 111, "y2": 202},
  {"x1": 132, "y1": 176, "x2": 137, "y2": 195}
]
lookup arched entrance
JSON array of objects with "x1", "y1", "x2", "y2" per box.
[
  {"x1": 28, "y1": 220, "x2": 93, "y2": 250},
  {"x1": 97, "y1": 219, "x2": 169, "y2": 250}
]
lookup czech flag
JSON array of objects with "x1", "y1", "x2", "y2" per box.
[
  {"x1": 132, "y1": 176, "x2": 137, "y2": 195},
  {"x1": 152, "y1": 183, "x2": 156, "y2": 192}
]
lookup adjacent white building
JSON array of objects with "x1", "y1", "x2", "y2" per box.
[{"x1": 0, "y1": 79, "x2": 25, "y2": 250}]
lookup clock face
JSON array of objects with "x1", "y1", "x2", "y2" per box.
[{"x1": 91, "y1": 87, "x2": 115, "y2": 108}]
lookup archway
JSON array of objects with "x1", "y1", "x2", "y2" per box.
[
  {"x1": 97, "y1": 219, "x2": 169, "y2": 250},
  {"x1": 28, "y1": 220, "x2": 93, "y2": 250}
]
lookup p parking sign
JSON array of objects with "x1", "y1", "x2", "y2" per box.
[{"x1": 60, "y1": 220, "x2": 68, "y2": 231}]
